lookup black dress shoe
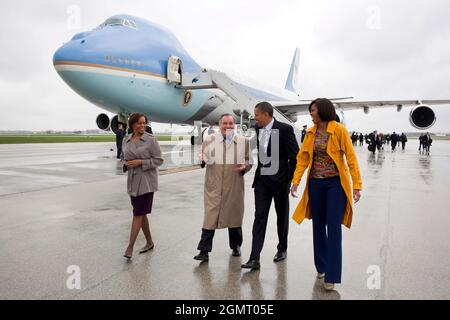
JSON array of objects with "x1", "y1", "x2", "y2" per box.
[
  {"x1": 241, "y1": 259, "x2": 260, "y2": 270},
  {"x1": 232, "y1": 246, "x2": 241, "y2": 257},
  {"x1": 193, "y1": 251, "x2": 209, "y2": 262},
  {"x1": 273, "y1": 251, "x2": 287, "y2": 262}
]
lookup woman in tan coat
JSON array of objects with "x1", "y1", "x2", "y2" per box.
[
  {"x1": 194, "y1": 114, "x2": 252, "y2": 262},
  {"x1": 122, "y1": 113, "x2": 164, "y2": 259}
]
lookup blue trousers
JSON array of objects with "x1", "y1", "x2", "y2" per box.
[{"x1": 309, "y1": 176, "x2": 347, "y2": 283}]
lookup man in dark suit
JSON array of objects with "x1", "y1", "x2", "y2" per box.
[
  {"x1": 241, "y1": 102, "x2": 299, "y2": 270},
  {"x1": 301, "y1": 125, "x2": 307, "y2": 143},
  {"x1": 368, "y1": 130, "x2": 381, "y2": 155},
  {"x1": 115, "y1": 123, "x2": 125, "y2": 159}
]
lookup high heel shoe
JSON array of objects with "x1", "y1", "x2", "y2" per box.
[
  {"x1": 139, "y1": 244, "x2": 154, "y2": 254},
  {"x1": 123, "y1": 248, "x2": 133, "y2": 259},
  {"x1": 324, "y1": 282, "x2": 335, "y2": 290}
]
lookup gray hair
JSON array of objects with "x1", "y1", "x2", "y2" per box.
[{"x1": 219, "y1": 113, "x2": 235, "y2": 123}]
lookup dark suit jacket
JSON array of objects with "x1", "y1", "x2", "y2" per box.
[
  {"x1": 115, "y1": 129, "x2": 124, "y2": 148},
  {"x1": 368, "y1": 133, "x2": 382, "y2": 145},
  {"x1": 252, "y1": 118, "x2": 299, "y2": 188}
]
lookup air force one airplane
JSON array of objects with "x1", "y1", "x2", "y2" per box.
[{"x1": 53, "y1": 14, "x2": 450, "y2": 142}]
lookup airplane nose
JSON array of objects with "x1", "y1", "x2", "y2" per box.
[
  {"x1": 53, "y1": 46, "x2": 66, "y2": 64},
  {"x1": 52, "y1": 35, "x2": 112, "y2": 110},
  {"x1": 53, "y1": 37, "x2": 95, "y2": 84},
  {"x1": 52, "y1": 39, "x2": 96, "y2": 98},
  {"x1": 53, "y1": 41, "x2": 80, "y2": 65},
  {"x1": 53, "y1": 31, "x2": 93, "y2": 65},
  {"x1": 53, "y1": 44, "x2": 72, "y2": 82}
]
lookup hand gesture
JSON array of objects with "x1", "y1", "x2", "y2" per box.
[
  {"x1": 125, "y1": 159, "x2": 142, "y2": 168},
  {"x1": 290, "y1": 184, "x2": 299, "y2": 197},
  {"x1": 353, "y1": 190, "x2": 361, "y2": 203}
]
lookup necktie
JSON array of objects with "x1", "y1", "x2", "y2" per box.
[{"x1": 260, "y1": 128, "x2": 269, "y2": 153}]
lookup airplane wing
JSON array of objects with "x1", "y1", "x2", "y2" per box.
[{"x1": 271, "y1": 99, "x2": 450, "y2": 116}]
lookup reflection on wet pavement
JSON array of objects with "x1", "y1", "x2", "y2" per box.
[{"x1": 0, "y1": 140, "x2": 449, "y2": 299}]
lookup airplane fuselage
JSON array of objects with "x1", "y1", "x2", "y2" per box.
[
  {"x1": 53, "y1": 14, "x2": 293, "y2": 126},
  {"x1": 54, "y1": 14, "x2": 447, "y2": 132}
]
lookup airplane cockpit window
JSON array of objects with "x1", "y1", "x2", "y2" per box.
[
  {"x1": 101, "y1": 18, "x2": 137, "y2": 29},
  {"x1": 102, "y1": 18, "x2": 124, "y2": 26},
  {"x1": 128, "y1": 20, "x2": 137, "y2": 28}
]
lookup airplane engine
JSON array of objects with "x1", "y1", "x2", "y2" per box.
[
  {"x1": 96, "y1": 113, "x2": 110, "y2": 131},
  {"x1": 96, "y1": 114, "x2": 127, "y2": 134},
  {"x1": 110, "y1": 115, "x2": 121, "y2": 134},
  {"x1": 409, "y1": 105, "x2": 436, "y2": 130}
]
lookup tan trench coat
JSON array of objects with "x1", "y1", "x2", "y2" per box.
[{"x1": 202, "y1": 132, "x2": 253, "y2": 230}]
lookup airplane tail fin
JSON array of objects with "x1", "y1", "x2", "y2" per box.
[{"x1": 284, "y1": 48, "x2": 300, "y2": 94}]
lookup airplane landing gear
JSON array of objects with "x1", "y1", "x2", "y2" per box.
[{"x1": 190, "y1": 122, "x2": 207, "y2": 145}]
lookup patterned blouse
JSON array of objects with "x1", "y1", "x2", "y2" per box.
[{"x1": 310, "y1": 131, "x2": 339, "y2": 179}]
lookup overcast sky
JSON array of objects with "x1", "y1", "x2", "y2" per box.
[{"x1": 1, "y1": 0, "x2": 450, "y2": 133}]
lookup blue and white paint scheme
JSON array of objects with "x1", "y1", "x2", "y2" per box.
[
  {"x1": 54, "y1": 14, "x2": 450, "y2": 133},
  {"x1": 54, "y1": 15, "x2": 215, "y2": 125}
]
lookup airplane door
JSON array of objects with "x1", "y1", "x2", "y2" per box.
[{"x1": 167, "y1": 56, "x2": 182, "y2": 84}]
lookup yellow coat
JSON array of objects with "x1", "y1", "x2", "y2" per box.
[{"x1": 291, "y1": 121, "x2": 362, "y2": 228}]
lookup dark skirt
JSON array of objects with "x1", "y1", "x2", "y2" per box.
[{"x1": 130, "y1": 192, "x2": 154, "y2": 216}]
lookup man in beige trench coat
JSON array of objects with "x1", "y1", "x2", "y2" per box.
[{"x1": 194, "y1": 114, "x2": 253, "y2": 262}]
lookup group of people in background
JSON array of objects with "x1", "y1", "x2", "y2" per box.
[
  {"x1": 349, "y1": 130, "x2": 433, "y2": 155},
  {"x1": 365, "y1": 131, "x2": 408, "y2": 154},
  {"x1": 350, "y1": 132, "x2": 365, "y2": 146},
  {"x1": 116, "y1": 98, "x2": 363, "y2": 292},
  {"x1": 418, "y1": 133, "x2": 433, "y2": 155}
]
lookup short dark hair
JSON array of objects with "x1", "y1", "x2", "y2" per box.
[
  {"x1": 308, "y1": 98, "x2": 336, "y2": 122},
  {"x1": 219, "y1": 113, "x2": 235, "y2": 122},
  {"x1": 128, "y1": 112, "x2": 148, "y2": 129},
  {"x1": 254, "y1": 101, "x2": 274, "y2": 117}
]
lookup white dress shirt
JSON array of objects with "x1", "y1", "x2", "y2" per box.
[{"x1": 258, "y1": 118, "x2": 274, "y2": 153}]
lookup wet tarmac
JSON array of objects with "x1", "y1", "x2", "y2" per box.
[{"x1": 0, "y1": 140, "x2": 449, "y2": 299}]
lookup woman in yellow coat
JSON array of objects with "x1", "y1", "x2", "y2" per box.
[{"x1": 290, "y1": 98, "x2": 362, "y2": 291}]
